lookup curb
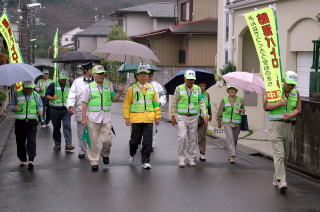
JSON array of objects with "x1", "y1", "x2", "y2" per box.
[{"x1": 0, "y1": 112, "x2": 15, "y2": 160}]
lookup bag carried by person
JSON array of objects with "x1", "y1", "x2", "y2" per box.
[
  {"x1": 240, "y1": 114, "x2": 249, "y2": 131},
  {"x1": 82, "y1": 125, "x2": 91, "y2": 148}
]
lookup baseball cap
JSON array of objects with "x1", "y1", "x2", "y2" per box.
[
  {"x1": 92, "y1": 65, "x2": 106, "y2": 74},
  {"x1": 136, "y1": 64, "x2": 150, "y2": 74},
  {"x1": 43, "y1": 70, "x2": 49, "y2": 74},
  {"x1": 184, "y1": 70, "x2": 196, "y2": 80},
  {"x1": 227, "y1": 84, "x2": 238, "y2": 91},
  {"x1": 24, "y1": 81, "x2": 35, "y2": 88},
  {"x1": 59, "y1": 71, "x2": 69, "y2": 80},
  {"x1": 284, "y1": 71, "x2": 297, "y2": 85}
]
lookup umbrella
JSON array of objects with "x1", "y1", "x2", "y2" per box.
[
  {"x1": 92, "y1": 40, "x2": 159, "y2": 64},
  {"x1": 164, "y1": 68, "x2": 216, "y2": 95},
  {"x1": 118, "y1": 63, "x2": 159, "y2": 73},
  {"x1": 32, "y1": 61, "x2": 54, "y2": 69},
  {"x1": 52, "y1": 51, "x2": 101, "y2": 64},
  {"x1": 222, "y1": 72, "x2": 266, "y2": 94},
  {"x1": 0, "y1": 63, "x2": 43, "y2": 86}
]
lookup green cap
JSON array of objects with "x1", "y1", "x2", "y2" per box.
[
  {"x1": 92, "y1": 65, "x2": 106, "y2": 74},
  {"x1": 136, "y1": 64, "x2": 150, "y2": 74},
  {"x1": 59, "y1": 71, "x2": 69, "y2": 80},
  {"x1": 184, "y1": 70, "x2": 196, "y2": 80},
  {"x1": 284, "y1": 71, "x2": 297, "y2": 85},
  {"x1": 24, "y1": 81, "x2": 35, "y2": 88}
]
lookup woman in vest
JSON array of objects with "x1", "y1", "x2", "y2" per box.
[
  {"x1": 9, "y1": 81, "x2": 43, "y2": 169},
  {"x1": 217, "y1": 85, "x2": 244, "y2": 164},
  {"x1": 171, "y1": 70, "x2": 208, "y2": 168},
  {"x1": 264, "y1": 71, "x2": 301, "y2": 192},
  {"x1": 197, "y1": 82, "x2": 212, "y2": 162}
]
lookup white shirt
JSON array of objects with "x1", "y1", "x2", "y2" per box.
[
  {"x1": 150, "y1": 80, "x2": 167, "y2": 106},
  {"x1": 81, "y1": 80, "x2": 114, "y2": 124}
]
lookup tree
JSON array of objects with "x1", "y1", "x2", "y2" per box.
[{"x1": 108, "y1": 24, "x2": 130, "y2": 41}]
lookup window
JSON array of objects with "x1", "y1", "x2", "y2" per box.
[
  {"x1": 179, "y1": 50, "x2": 186, "y2": 64},
  {"x1": 181, "y1": 2, "x2": 191, "y2": 21},
  {"x1": 225, "y1": 13, "x2": 229, "y2": 42},
  {"x1": 65, "y1": 38, "x2": 68, "y2": 41},
  {"x1": 224, "y1": 50, "x2": 229, "y2": 64}
]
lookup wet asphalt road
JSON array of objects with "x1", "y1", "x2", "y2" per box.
[{"x1": 0, "y1": 102, "x2": 319, "y2": 212}]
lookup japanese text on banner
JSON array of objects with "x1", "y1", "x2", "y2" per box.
[{"x1": 244, "y1": 8, "x2": 283, "y2": 103}]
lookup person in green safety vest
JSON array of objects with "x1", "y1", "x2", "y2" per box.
[
  {"x1": 82, "y1": 65, "x2": 124, "y2": 171},
  {"x1": 264, "y1": 71, "x2": 301, "y2": 192},
  {"x1": 171, "y1": 70, "x2": 208, "y2": 168},
  {"x1": 197, "y1": 82, "x2": 212, "y2": 162},
  {"x1": 217, "y1": 84, "x2": 244, "y2": 164},
  {"x1": 9, "y1": 81, "x2": 43, "y2": 170},
  {"x1": 36, "y1": 69, "x2": 53, "y2": 128}
]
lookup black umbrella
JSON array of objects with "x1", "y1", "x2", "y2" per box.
[
  {"x1": 52, "y1": 51, "x2": 101, "y2": 64},
  {"x1": 164, "y1": 68, "x2": 216, "y2": 95}
]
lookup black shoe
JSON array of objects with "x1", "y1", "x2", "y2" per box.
[
  {"x1": 28, "y1": 162, "x2": 34, "y2": 170},
  {"x1": 102, "y1": 156, "x2": 109, "y2": 165},
  {"x1": 78, "y1": 153, "x2": 85, "y2": 159},
  {"x1": 53, "y1": 145, "x2": 61, "y2": 151},
  {"x1": 91, "y1": 165, "x2": 99, "y2": 171}
]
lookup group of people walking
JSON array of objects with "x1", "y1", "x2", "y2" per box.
[{"x1": 8, "y1": 62, "x2": 300, "y2": 192}]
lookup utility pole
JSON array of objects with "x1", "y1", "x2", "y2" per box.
[{"x1": 19, "y1": 0, "x2": 30, "y2": 64}]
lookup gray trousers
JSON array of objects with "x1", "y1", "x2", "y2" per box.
[
  {"x1": 76, "y1": 121, "x2": 87, "y2": 154},
  {"x1": 223, "y1": 123, "x2": 241, "y2": 157},
  {"x1": 177, "y1": 114, "x2": 198, "y2": 163},
  {"x1": 197, "y1": 122, "x2": 208, "y2": 155},
  {"x1": 50, "y1": 107, "x2": 72, "y2": 146}
]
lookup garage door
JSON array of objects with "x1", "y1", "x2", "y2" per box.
[{"x1": 296, "y1": 52, "x2": 313, "y2": 97}]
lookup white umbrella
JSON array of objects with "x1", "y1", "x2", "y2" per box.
[
  {"x1": 0, "y1": 63, "x2": 43, "y2": 86},
  {"x1": 92, "y1": 40, "x2": 160, "y2": 64}
]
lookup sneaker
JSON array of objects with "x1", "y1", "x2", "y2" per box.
[
  {"x1": 200, "y1": 154, "x2": 206, "y2": 162},
  {"x1": 228, "y1": 156, "x2": 235, "y2": 164},
  {"x1": 272, "y1": 176, "x2": 278, "y2": 186},
  {"x1": 102, "y1": 156, "x2": 110, "y2": 165},
  {"x1": 142, "y1": 163, "x2": 151, "y2": 169},
  {"x1": 91, "y1": 165, "x2": 99, "y2": 172},
  {"x1": 128, "y1": 156, "x2": 134, "y2": 165},
  {"x1": 27, "y1": 161, "x2": 34, "y2": 170},
  {"x1": 278, "y1": 180, "x2": 288, "y2": 192},
  {"x1": 188, "y1": 160, "x2": 196, "y2": 167},
  {"x1": 19, "y1": 161, "x2": 28, "y2": 167},
  {"x1": 53, "y1": 145, "x2": 61, "y2": 151},
  {"x1": 178, "y1": 161, "x2": 185, "y2": 168},
  {"x1": 65, "y1": 144, "x2": 75, "y2": 152},
  {"x1": 78, "y1": 153, "x2": 85, "y2": 159}
]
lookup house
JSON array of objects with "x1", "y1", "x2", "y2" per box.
[
  {"x1": 61, "y1": 27, "x2": 83, "y2": 50},
  {"x1": 74, "y1": 19, "x2": 114, "y2": 52},
  {"x1": 214, "y1": 0, "x2": 320, "y2": 130},
  {"x1": 111, "y1": 2, "x2": 177, "y2": 37},
  {"x1": 130, "y1": 0, "x2": 218, "y2": 85}
]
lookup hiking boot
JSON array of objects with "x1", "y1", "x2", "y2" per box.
[
  {"x1": 188, "y1": 160, "x2": 196, "y2": 167},
  {"x1": 278, "y1": 180, "x2": 288, "y2": 192},
  {"x1": 91, "y1": 165, "x2": 99, "y2": 172},
  {"x1": 78, "y1": 153, "x2": 85, "y2": 159},
  {"x1": 53, "y1": 145, "x2": 61, "y2": 151},
  {"x1": 178, "y1": 161, "x2": 186, "y2": 168},
  {"x1": 102, "y1": 156, "x2": 110, "y2": 165},
  {"x1": 200, "y1": 154, "x2": 206, "y2": 162},
  {"x1": 65, "y1": 145, "x2": 75, "y2": 152}
]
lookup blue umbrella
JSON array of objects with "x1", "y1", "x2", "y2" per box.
[
  {"x1": 164, "y1": 68, "x2": 215, "y2": 95},
  {"x1": 0, "y1": 63, "x2": 43, "y2": 86}
]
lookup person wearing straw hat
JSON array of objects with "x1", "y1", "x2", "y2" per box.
[
  {"x1": 46, "y1": 70, "x2": 75, "y2": 152},
  {"x1": 9, "y1": 81, "x2": 43, "y2": 169},
  {"x1": 123, "y1": 65, "x2": 161, "y2": 170},
  {"x1": 36, "y1": 69, "x2": 53, "y2": 128},
  {"x1": 217, "y1": 84, "x2": 244, "y2": 164},
  {"x1": 81, "y1": 65, "x2": 124, "y2": 171},
  {"x1": 67, "y1": 61, "x2": 94, "y2": 159},
  {"x1": 171, "y1": 70, "x2": 208, "y2": 168},
  {"x1": 264, "y1": 71, "x2": 301, "y2": 192}
]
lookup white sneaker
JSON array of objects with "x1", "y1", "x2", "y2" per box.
[
  {"x1": 128, "y1": 156, "x2": 134, "y2": 165},
  {"x1": 178, "y1": 161, "x2": 185, "y2": 168},
  {"x1": 188, "y1": 160, "x2": 196, "y2": 167},
  {"x1": 142, "y1": 163, "x2": 151, "y2": 169},
  {"x1": 272, "y1": 179, "x2": 278, "y2": 186},
  {"x1": 200, "y1": 154, "x2": 206, "y2": 161},
  {"x1": 19, "y1": 161, "x2": 27, "y2": 167},
  {"x1": 278, "y1": 180, "x2": 288, "y2": 192}
]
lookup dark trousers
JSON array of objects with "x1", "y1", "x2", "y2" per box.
[
  {"x1": 15, "y1": 119, "x2": 38, "y2": 162},
  {"x1": 41, "y1": 97, "x2": 51, "y2": 125},
  {"x1": 50, "y1": 107, "x2": 72, "y2": 146},
  {"x1": 130, "y1": 123, "x2": 153, "y2": 163}
]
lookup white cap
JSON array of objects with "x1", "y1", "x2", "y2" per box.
[
  {"x1": 184, "y1": 70, "x2": 196, "y2": 80},
  {"x1": 227, "y1": 84, "x2": 238, "y2": 90}
]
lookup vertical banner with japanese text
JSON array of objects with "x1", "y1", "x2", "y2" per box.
[
  {"x1": 244, "y1": 8, "x2": 283, "y2": 103},
  {"x1": 53, "y1": 29, "x2": 59, "y2": 81},
  {"x1": 0, "y1": 12, "x2": 24, "y2": 90}
]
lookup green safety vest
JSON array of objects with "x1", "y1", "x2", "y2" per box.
[
  {"x1": 222, "y1": 96, "x2": 242, "y2": 124},
  {"x1": 269, "y1": 89, "x2": 298, "y2": 121},
  {"x1": 38, "y1": 79, "x2": 53, "y2": 97},
  {"x1": 88, "y1": 81, "x2": 112, "y2": 112},
  {"x1": 49, "y1": 81, "x2": 70, "y2": 107},
  {"x1": 15, "y1": 90, "x2": 38, "y2": 120},
  {"x1": 130, "y1": 83, "x2": 155, "y2": 113},
  {"x1": 177, "y1": 84, "x2": 200, "y2": 116}
]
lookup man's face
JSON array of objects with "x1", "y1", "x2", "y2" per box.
[
  {"x1": 59, "y1": 79, "x2": 67, "y2": 84},
  {"x1": 24, "y1": 88, "x2": 33, "y2": 95},
  {"x1": 284, "y1": 83, "x2": 294, "y2": 92},
  {"x1": 94, "y1": 73, "x2": 105, "y2": 83},
  {"x1": 85, "y1": 68, "x2": 92, "y2": 77},
  {"x1": 137, "y1": 72, "x2": 148, "y2": 83},
  {"x1": 227, "y1": 88, "x2": 237, "y2": 96},
  {"x1": 198, "y1": 83, "x2": 206, "y2": 92},
  {"x1": 43, "y1": 73, "x2": 49, "y2": 80},
  {"x1": 148, "y1": 73, "x2": 154, "y2": 82},
  {"x1": 185, "y1": 79, "x2": 194, "y2": 88}
]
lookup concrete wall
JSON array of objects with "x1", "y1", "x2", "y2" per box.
[
  {"x1": 156, "y1": 19, "x2": 175, "y2": 30},
  {"x1": 124, "y1": 13, "x2": 153, "y2": 36},
  {"x1": 77, "y1": 37, "x2": 97, "y2": 52},
  {"x1": 96, "y1": 37, "x2": 108, "y2": 49}
]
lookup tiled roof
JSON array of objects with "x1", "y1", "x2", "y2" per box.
[{"x1": 76, "y1": 19, "x2": 114, "y2": 37}]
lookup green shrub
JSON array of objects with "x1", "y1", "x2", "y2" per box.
[{"x1": 0, "y1": 91, "x2": 7, "y2": 106}]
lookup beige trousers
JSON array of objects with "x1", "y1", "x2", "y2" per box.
[
  {"x1": 197, "y1": 122, "x2": 208, "y2": 155},
  {"x1": 223, "y1": 123, "x2": 241, "y2": 157},
  {"x1": 177, "y1": 114, "x2": 198, "y2": 163},
  {"x1": 269, "y1": 121, "x2": 294, "y2": 181},
  {"x1": 87, "y1": 120, "x2": 112, "y2": 165}
]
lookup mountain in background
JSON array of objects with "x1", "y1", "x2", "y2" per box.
[{"x1": 6, "y1": 0, "x2": 175, "y2": 57}]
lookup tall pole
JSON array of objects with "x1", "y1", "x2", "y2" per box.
[{"x1": 19, "y1": 0, "x2": 30, "y2": 64}]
